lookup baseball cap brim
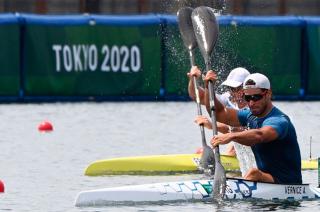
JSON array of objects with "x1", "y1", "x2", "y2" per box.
[{"x1": 221, "y1": 79, "x2": 242, "y2": 88}]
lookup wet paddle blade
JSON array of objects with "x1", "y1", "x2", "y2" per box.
[
  {"x1": 177, "y1": 7, "x2": 197, "y2": 51},
  {"x1": 191, "y1": 6, "x2": 219, "y2": 64},
  {"x1": 212, "y1": 148, "x2": 227, "y2": 198},
  {"x1": 199, "y1": 145, "x2": 215, "y2": 175}
]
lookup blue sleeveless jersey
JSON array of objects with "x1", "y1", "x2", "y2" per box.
[{"x1": 238, "y1": 107, "x2": 302, "y2": 184}]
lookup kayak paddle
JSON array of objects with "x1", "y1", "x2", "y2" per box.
[
  {"x1": 191, "y1": 6, "x2": 226, "y2": 200},
  {"x1": 177, "y1": 7, "x2": 215, "y2": 174}
]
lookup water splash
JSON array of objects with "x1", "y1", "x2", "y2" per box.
[
  {"x1": 212, "y1": 0, "x2": 227, "y2": 15},
  {"x1": 233, "y1": 142, "x2": 257, "y2": 177},
  {"x1": 170, "y1": 0, "x2": 227, "y2": 15},
  {"x1": 164, "y1": 0, "x2": 231, "y2": 91}
]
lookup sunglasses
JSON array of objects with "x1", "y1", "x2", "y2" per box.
[{"x1": 244, "y1": 93, "x2": 265, "y2": 102}]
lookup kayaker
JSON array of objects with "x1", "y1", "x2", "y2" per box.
[
  {"x1": 188, "y1": 66, "x2": 250, "y2": 156},
  {"x1": 197, "y1": 70, "x2": 302, "y2": 184}
]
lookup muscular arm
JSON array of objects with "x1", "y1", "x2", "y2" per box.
[
  {"x1": 217, "y1": 122, "x2": 230, "y2": 134},
  {"x1": 187, "y1": 66, "x2": 206, "y2": 105},
  {"x1": 194, "y1": 116, "x2": 232, "y2": 133},
  {"x1": 212, "y1": 126, "x2": 279, "y2": 147},
  {"x1": 188, "y1": 77, "x2": 205, "y2": 105},
  {"x1": 202, "y1": 70, "x2": 242, "y2": 127},
  {"x1": 204, "y1": 87, "x2": 241, "y2": 127}
]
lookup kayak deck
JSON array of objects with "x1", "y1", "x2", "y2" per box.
[
  {"x1": 75, "y1": 177, "x2": 320, "y2": 206},
  {"x1": 85, "y1": 154, "x2": 238, "y2": 176},
  {"x1": 85, "y1": 154, "x2": 318, "y2": 176}
]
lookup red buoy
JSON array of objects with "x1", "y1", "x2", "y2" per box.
[
  {"x1": 38, "y1": 121, "x2": 53, "y2": 132},
  {"x1": 0, "y1": 180, "x2": 4, "y2": 192},
  {"x1": 195, "y1": 147, "x2": 203, "y2": 154}
]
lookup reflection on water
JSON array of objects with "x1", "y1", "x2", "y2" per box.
[
  {"x1": 211, "y1": 199, "x2": 302, "y2": 211},
  {"x1": 250, "y1": 200, "x2": 301, "y2": 210}
]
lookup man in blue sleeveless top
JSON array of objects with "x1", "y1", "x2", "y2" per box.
[{"x1": 200, "y1": 71, "x2": 302, "y2": 184}]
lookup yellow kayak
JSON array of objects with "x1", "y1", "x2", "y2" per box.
[{"x1": 85, "y1": 154, "x2": 317, "y2": 176}]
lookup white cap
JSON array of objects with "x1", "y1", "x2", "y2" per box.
[
  {"x1": 243, "y1": 73, "x2": 270, "y2": 90},
  {"x1": 221, "y1": 67, "x2": 250, "y2": 88}
]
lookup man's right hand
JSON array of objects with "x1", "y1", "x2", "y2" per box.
[
  {"x1": 187, "y1": 66, "x2": 202, "y2": 79},
  {"x1": 203, "y1": 70, "x2": 218, "y2": 88}
]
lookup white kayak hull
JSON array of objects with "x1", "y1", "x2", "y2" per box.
[{"x1": 75, "y1": 178, "x2": 320, "y2": 206}]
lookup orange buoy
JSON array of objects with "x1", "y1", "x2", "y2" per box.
[
  {"x1": 0, "y1": 180, "x2": 4, "y2": 192},
  {"x1": 38, "y1": 121, "x2": 53, "y2": 132},
  {"x1": 195, "y1": 147, "x2": 203, "y2": 154}
]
